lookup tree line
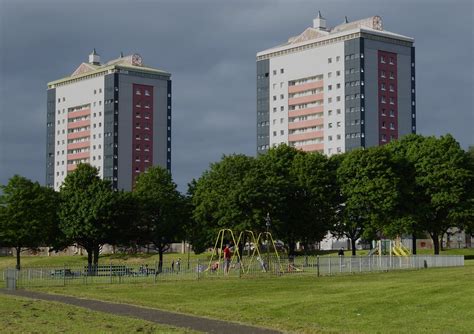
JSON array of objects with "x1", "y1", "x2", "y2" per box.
[{"x1": 1, "y1": 134, "x2": 473, "y2": 269}]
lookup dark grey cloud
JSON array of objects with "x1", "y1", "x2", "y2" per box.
[{"x1": 1, "y1": 0, "x2": 473, "y2": 192}]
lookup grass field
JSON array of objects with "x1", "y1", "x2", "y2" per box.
[
  {"x1": 0, "y1": 293, "x2": 199, "y2": 334},
  {"x1": 1, "y1": 248, "x2": 472, "y2": 272},
  {"x1": 28, "y1": 260, "x2": 474, "y2": 334}
]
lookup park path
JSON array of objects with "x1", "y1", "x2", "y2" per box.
[{"x1": 1, "y1": 289, "x2": 282, "y2": 334}]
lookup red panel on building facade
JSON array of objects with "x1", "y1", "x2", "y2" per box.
[
  {"x1": 132, "y1": 84, "x2": 154, "y2": 186},
  {"x1": 377, "y1": 50, "x2": 398, "y2": 145}
]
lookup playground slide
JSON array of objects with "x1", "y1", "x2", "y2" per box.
[
  {"x1": 367, "y1": 248, "x2": 377, "y2": 256},
  {"x1": 393, "y1": 246, "x2": 409, "y2": 256}
]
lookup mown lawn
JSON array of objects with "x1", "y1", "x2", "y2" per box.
[
  {"x1": 0, "y1": 252, "x2": 210, "y2": 272},
  {"x1": 1, "y1": 248, "x2": 472, "y2": 272},
  {"x1": 31, "y1": 260, "x2": 474, "y2": 334},
  {"x1": 0, "y1": 293, "x2": 199, "y2": 334}
]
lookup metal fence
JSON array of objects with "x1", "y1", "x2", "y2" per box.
[{"x1": 2, "y1": 255, "x2": 465, "y2": 288}]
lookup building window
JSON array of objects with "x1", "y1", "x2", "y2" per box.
[
  {"x1": 280, "y1": 130, "x2": 284, "y2": 135},
  {"x1": 273, "y1": 107, "x2": 277, "y2": 113},
  {"x1": 328, "y1": 58, "x2": 332, "y2": 63},
  {"x1": 280, "y1": 68, "x2": 284, "y2": 74},
  {"x1": 389, "y1": 97, "x2": 395, "y2": 104},
  {"x1": 381, "y1": 109, "x2": 386, "y2": 116},
  {"x1": 337, "y1": 122, "x2": 341, "y2": 128},
  {"x1": 381, "y1": 70, "x2": 386, "y2": 78},
  {"x1": 381, "y1": 134, "x2": 387, "y2": 142},
  {"x1": 336, "y1": 96, "x2": 341, "y2": 102},
  {"x1": 280, "y1": 94, "x2": 284, "y2": 99},
  {"x1": 336, "y1": 56, "x2": 340, "y2": 62},
  {"x1": 273, "y1": 70, "x2": 277, "y2": 75},
  {"x1": 336, "y1": 83, "x2": 341, "y2": 89},
  {"x1": 337, "y1": 147, "x2": 342, "y2": 153},
  {"x1": 328, "y1": 110, "x2": 333, "y2": 116},
  {"x1": 328, "y1": 72, "x2": 332, "y2": 78},
  {"x1": 382, "y1": 121, "x2": 386, "y2": 128},
  {"x1": 390, "y1": 110, "x2": 395, "y2": 117},
  {"x1": 328, "y1": 85, "x2": 332, "y2": 91},
  {"x1": 145, "y1": 90, "x2": 150, "y2": 96},
  {"x1": 273, "y1": 96, "x2": 277, "y2": 101},
  {"x1": 328, "y1": 97, "x2": 332, "y2": 103},
  {"x1": 389, "y1": 57, "x2": 394, "y2": 64},
  {"x1": 280, "y1": 106, "x2": 284, "y2": 111},
  {"x1": 280, "y1": 118, "x2": 284, "y2": 124},
  {"x1": 380, "y1": 56, "x2": 385, "y2": 63},
  {"x1": 273, "y1": 131, "x2": 277, "y2": 137},
  {"x1": 328, "y1": 123, "x2": 333, "y2": 128},
  {"x1": 336, "y1": 109, "x2": 341, "y2": 115},
  {"x1": 390, "y1": 122, "x2": 395, "y2": 130},
  {"x1": 336, "y1": 70, "x2": 341, "y2": 76},
  {"x1": 390, "y1": 72, "x2": 395, "y2": 79},
  {"x1": 337, "y1": 134, "x2": 341, "y2": 140},
  {"x1": 381, "y1": 96, "x2": 386, "y2": 104}
]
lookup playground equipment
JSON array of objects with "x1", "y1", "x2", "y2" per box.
[
  {"x1": 368, "y1": 238, "x2": 410, "y2": 256},
  {"x1": 207, "y1": 229, "x2": 284, "y2": 275}
]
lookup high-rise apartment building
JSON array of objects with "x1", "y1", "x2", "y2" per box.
[
  {"x1": 46, "y1": 50, "x2": 171, "y2": 190},
  {"x1": 257, "y1": 13, "x2": 416, "y2": 155}
]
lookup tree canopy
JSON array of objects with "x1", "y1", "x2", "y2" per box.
[
  {"x1": 0, "y1": 175, "x2": 59, "y2": 269},
  {"x1": 58, "y1": 164, "x2": 123, "y2": 268}
]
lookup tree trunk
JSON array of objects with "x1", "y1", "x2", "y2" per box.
[
  {"x1": 158, "y1": 247, "x2": 163, "y2": 274},
  {"x1": 351, "y1": 238, "x2": 357, "y2": 256},
  {"x1": 432, "y1": 233, "x2": 440, "y2": 255},
  {"x1": 466, "y1": 233, "x2": 472, "y2": 248},
  {"x1": 412, "y1": 234, "x2": 417, "y2": 255},
  {"x1": 86, "y1": 246, "x2": 93, "y2": 275},
  {"x1": 93, "y1": 245, "x2": 100, "y2": 266},
  {"x1": 16, "y1": 247, "x2": 21, "y2": 270},
  {"x1": 288, "y1": 240, "x2": 296, "y2": 256}
]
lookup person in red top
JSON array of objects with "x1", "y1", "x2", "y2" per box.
[{"x1": 223, "y1": 244, "x2": 232, "y2": 274}]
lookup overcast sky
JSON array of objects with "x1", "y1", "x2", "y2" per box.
[{"x1": 1, "y1": 0, "x2": 473, "y2": 192}]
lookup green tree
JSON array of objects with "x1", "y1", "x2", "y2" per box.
[
  {"x1": 192, "y1": 154, "x2": 259, "y2": 252},
  {"x1": 192, "y1": 145, "x2": 337, "y2": 255},
  {"x1": 389, "y1": 134, "x2": 473, "y2": 254},
  {"x1": 59, "y1": 164, "x2": 122, "y2": 270},
  {"x1": 464, "y1": 146, "x2": 474, "y2": 246},
  {"x1": 0, "y1": 175, "x2": 59, "y2": 269},
  {"x1": 334, "y1": 147, "x2": 402, "y2": 255},
  {"x1": 133, "y1": 166, "x2": 185, "y2": 272}
]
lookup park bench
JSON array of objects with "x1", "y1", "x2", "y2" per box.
[
  {"x1": 50, "y1": 269, "x2": 78, "y2": 278},
  {"x1": 83, "y1": 265, "x2": 132, "y2": 276}
]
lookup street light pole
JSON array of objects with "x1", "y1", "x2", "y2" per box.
[{"x1": 265, "y1": 212, "x2": 271, "y2": 272}]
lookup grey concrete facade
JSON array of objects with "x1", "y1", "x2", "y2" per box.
[
  {"x1": 46, "y1": 88, "x2": 56, "y2": 187},
  {"x1": 363, "y1": 37, "x2": 414, "y2": 147},
  {"x1": 117, "y1": 71, "x2": 171, "y2": 191},
  {"x1": 344, "y1": 38, "x2": 365, "y2": 151},
  {"x1": 103, "y1": 73, "x2": 118, "y2": 188},
  {"x1": 256, "y1": 59, "x2": 270, "y2": 154},
  {"x1": 411, "y1": 47, "x2": 416, "y2": 133}
]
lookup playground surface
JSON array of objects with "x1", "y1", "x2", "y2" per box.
[{"x1": 20, "y1": 260, "x2": 474, "y2": 333}]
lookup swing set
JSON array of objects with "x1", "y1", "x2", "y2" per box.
[{"x1": 206, "y1": 228, "x2": 284, "y2": 275}]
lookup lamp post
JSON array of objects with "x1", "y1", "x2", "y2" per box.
[{"x1": 265, "y1": 213, "x2": 271, "y2": 272}]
